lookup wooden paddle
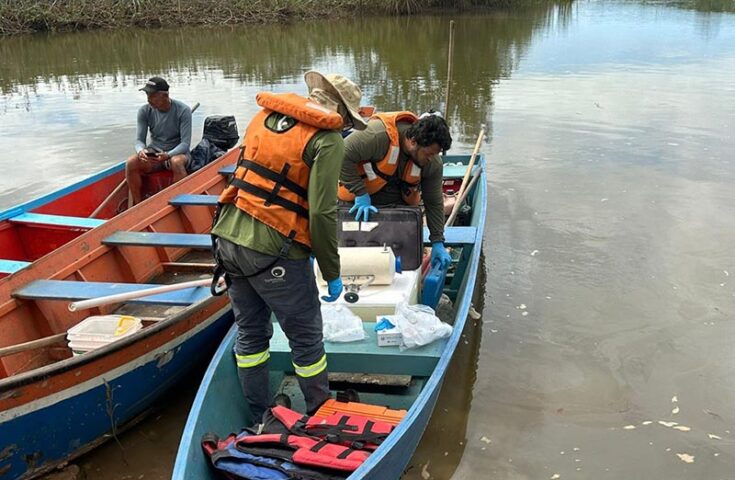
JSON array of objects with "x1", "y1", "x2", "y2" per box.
[
  {"x1": 444, "y1": 20, "x2": 456, "y2": 119},
  {"x1": 445, "y1": 169, "x2": 481, "y2": 228},
  {"x1": 90, "y1": 101, "x2": 201, "y2": 218},
  {"x1": 0, "y1": 332, "x2": 68, "y2": 358},
  {"x1": 445, "y1": 125, "x2": 485, "y2": 227},
  {"x1": 68, "y1": 276, "x2": 224, "y2": 312}
]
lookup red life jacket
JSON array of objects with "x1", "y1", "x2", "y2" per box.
[
  {"x1": 205, "y1": 405, "x2": 396, "y2": 473},
  {"x1": 236, "y1": 433, "x2": 368, "y2": 472},
  {"x1": 201, "y1": 432, "x2": 346, "y2": 480}
]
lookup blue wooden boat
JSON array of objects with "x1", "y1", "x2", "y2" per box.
[
  {"x1": 172, "y1": 153, "x2": 487, "y2": 479},
  {"x1": 0, "y1": 152, "x2": 243, "y2": 479}
]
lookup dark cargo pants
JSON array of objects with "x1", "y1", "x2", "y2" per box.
[{"x1": 216, "y1": 238, "x2": 330, "y2": 423}]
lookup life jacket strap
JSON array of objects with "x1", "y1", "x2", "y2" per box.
[
  {"x1": 236, "y1": 160, "x2": 309, "y2": 201},
  {"x1": 229, "y1": 177, "x2": 309, "y2": 219}
]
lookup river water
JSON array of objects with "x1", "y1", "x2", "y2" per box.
[{"x1": 2, "y1": 1, "x2": 734, "y2": 479}]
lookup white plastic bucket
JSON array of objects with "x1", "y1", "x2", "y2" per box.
[{"x1": 67, "y1": 315, "x2": 143, "y2": 355}]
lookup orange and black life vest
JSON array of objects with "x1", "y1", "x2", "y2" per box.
[
  {"x1": 338, "y1": 111, "x2": 423, "y2": 206},
  {"x1": 218, "y1": 92, "x2": 344, "y2": 248}
]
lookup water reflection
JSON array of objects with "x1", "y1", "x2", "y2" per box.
[{"x1": 0, "y1": 3, "x2": 573, "y2": 209}]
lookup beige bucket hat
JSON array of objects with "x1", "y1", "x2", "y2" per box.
[{"x1": 304, "y1": 71, "x2": 368, "y2": 130}]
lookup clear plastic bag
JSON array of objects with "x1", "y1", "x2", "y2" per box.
[
  {"x1": 394, "y1": 301, "x2": 453, "y2": 350},
  {"x1": 321, "y1": 305, "x2": 365, "y2": 343}
]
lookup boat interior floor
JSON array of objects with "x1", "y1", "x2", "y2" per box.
[
  {"x1": 115, "y1": 251, "x2": 215, "y2": 323},
  {"x1": 1, "y1": 251, "x2": 217, "y2": 378}
]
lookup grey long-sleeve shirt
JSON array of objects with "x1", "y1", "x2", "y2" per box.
[
  {"x1": 135, "y1": 98, "x2": 192, "y2": 157},
  {"x1": 341, "y1": 119, "x2": 445, "y2": 243}
]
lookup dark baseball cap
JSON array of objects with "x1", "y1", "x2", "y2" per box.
[{"x1": 140, "y1": 77, "x2": 169, "y2": 94}]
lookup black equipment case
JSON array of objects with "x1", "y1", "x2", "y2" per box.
[{"x1": 336, "y1": 206, "x2": 424, "y2": 270}]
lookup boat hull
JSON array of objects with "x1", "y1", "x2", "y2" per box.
[
  {"x1": 0, "y1": 303, "x2": 232, "y2": 480},
  {"x1": 172, "y1": 154, "x2": 487, "y2": 479}
]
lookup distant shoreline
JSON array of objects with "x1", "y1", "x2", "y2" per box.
[{"x1": 0, "y1": 0, "x2": 517, "y2": 36}]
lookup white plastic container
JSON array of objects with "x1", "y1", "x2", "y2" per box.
[
  {"x1": 67, "y1": 315, "x2": 143, "y2": 355},
  {"x1": 315, "y1": 246, "x2": 396, "y2": 286},
  {"x1": 318, "y1": 270, "x2": 419, "y2": 321}
]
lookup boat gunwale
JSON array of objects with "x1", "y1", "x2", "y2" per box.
[{"x1": 349, "y1": 153, "x2": 488, "y2": 477}]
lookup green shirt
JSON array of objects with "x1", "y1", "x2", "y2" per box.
[
  {"x1": 212, "y1": 113, "x2": 343, "y2": 281},
  {"x1": 341, "y1": 119, "x2": 445, "y2": 243}
]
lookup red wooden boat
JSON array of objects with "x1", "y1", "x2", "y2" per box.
[{"x1": 0, "y1": 151, "x2": 238, "y2": 479}]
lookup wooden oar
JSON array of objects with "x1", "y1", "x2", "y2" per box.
[
  {"x1": 444, "y1": 20, "x2": 456, "y2": 119},
  {"x1": 90, "y1": 179, "x2": 128, "y2": 218},
  {"x1": 456, "y1": 124, "x2": 486, "y2": 201},
  {"x1": 68, "y1": 277, "x2": 219, "y2": 312},
  {"x1": 444, "y1": 125, "x2": 485, "y2": 226},
  {"x1": 91, "y1": 101, "x2": 201, "y2": 218},
  {"x1": 445, "y1": 170, "x2": 481, "y2": 228},
  {"x1": 0, "y1": 332, "x2": 68, "y2": 358}
]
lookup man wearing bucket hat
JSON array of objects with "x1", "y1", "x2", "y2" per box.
[
  {"x1": 211, "y1": 71, "x2": 366, "y2": 423},
  {"x1": 126, "y1": 76, "x2": 192, "y2": 206},
  {"x1": 338, "y1": 109, "x2": 453, "y2": 269}
]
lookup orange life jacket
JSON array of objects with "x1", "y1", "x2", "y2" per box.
[
  {"x1": 218, "y1": 92, "x2": 344, "y2": 248},
  {"x1": 338, "y1": 111, "x2": 423, "y2": 206}
]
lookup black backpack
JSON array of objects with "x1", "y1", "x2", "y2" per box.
[{"x1": 203, "y1": 115, "x2": 239, "y2": 150}]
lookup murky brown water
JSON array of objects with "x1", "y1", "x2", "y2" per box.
[{"x1": 3, "y1": 1, "x2": 735, "y2": 478}]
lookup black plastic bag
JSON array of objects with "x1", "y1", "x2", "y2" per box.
[
  {"x1": 188, "y1": 138, "x2": 225, "y2": 173},
  {"x1": 203, "y1": 115, "x2": 239, "y2": 150}
]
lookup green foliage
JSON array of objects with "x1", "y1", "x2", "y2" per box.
[{"x1": 0, "y1": 0, "x2": 552, "y2": 35}]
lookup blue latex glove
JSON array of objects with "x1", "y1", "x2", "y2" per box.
[
  {"x1": 431, "y1": 242, "x2": 452, "y2": 269},
  {"x1": 349, "y1": 193, "x2": 378, "y2": 222},
  {"x1": 375, "y1": 317, "x2": 396, "y2": 331},
  {"x1": 321, "y1": 277, "x2": 344, "y2": 302}
]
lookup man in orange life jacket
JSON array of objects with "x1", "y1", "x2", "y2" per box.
[
  {"x1": 211, "y1": 71, "x2": 367, "y2": 423},
  {"x1": 339, "y1": 111, "x2": 453, "y2": 268}
]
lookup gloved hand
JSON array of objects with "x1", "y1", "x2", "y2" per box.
[
  {"x1": 321, "y1": 277, "x2": 344, "y2": 302},
  {"x1": 431, "y1": 242, "x2": 452, "y2": 269},
  {"x1": 349, "y1": 193, "x2": 378, "y2": 222}
]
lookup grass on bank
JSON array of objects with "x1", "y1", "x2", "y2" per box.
[{"x1": 0, "y1": 0, "x2": 527, "y2": 36}]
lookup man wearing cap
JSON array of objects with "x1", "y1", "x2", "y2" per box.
[
  {"x1": 339, "y1": 110, "x2": 454, "y2": 269},
  {"x1": 211, "y1": 71, "x2": 366, "y2": 422},
  {"x1": 126, "y1": 76, "x2": 192, "y2": 206}
]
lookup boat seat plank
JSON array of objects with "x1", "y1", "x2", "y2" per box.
[
  {"x1": 13, "y1": 280, "x2": 210, "y2": 305},
  {"x1": 103, "y1": 231, "x2": 212, "y2": 249},
  {"x1": 169, "y1": 195, "x2": 219, "y2": 207},
  {"x1": 269, "y1": 322, "x2": 445, "y2": 377},
  {"x1": 0, "y1": 259, "x2": 31, "y2": 274},
  {"x1": 442, "y1": 164, "x2": 480, "y2": 178},
  {"x1": 423, "y1": 226, "x2": 476, "y2": 245},
  {"x1": 8, "y1": 213, "x2": 106, "y2": 229}
]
